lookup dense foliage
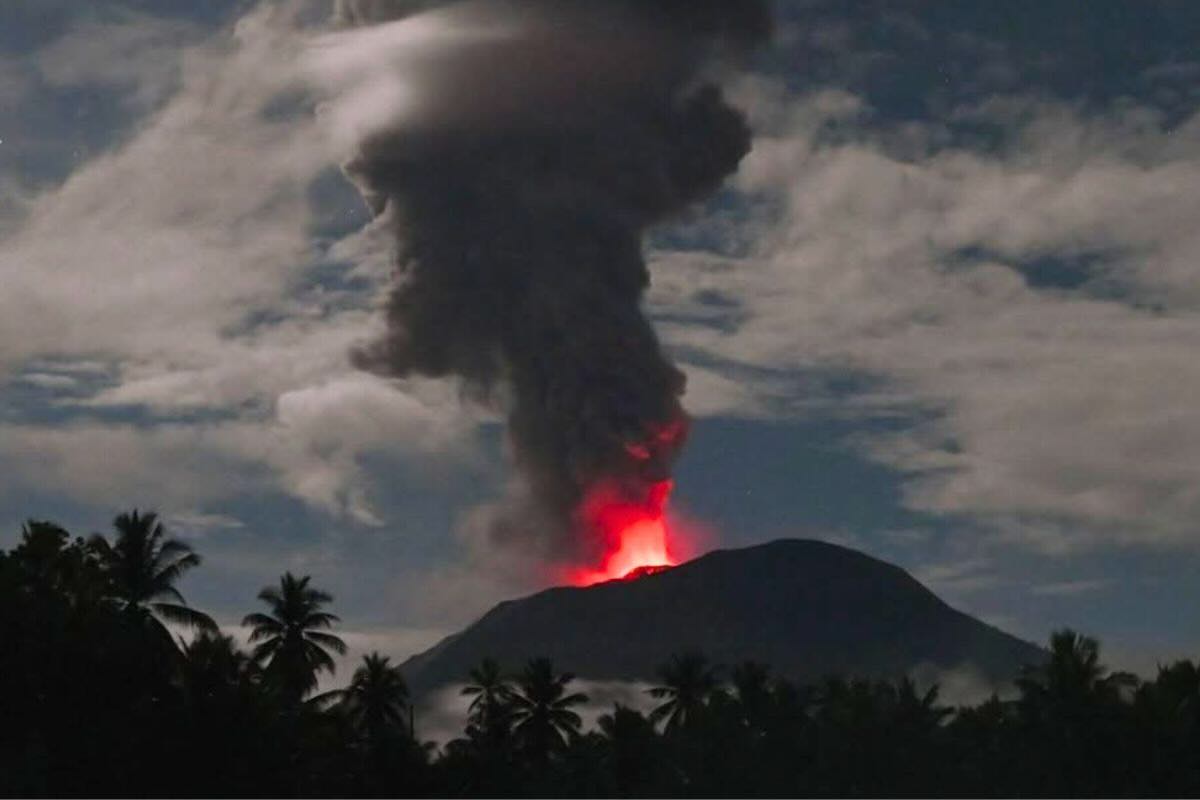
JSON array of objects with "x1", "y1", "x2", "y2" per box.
[{"x1": 3, "y1": 512, "x2": 1199, "y2": 797}]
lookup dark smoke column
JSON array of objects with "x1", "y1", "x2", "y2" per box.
[{"x1": 336, "y1": 0, "x2": 771, "y2": 562}]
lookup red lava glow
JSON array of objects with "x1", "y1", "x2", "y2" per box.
[{"x1": 567, "y1": 479, "x2": 679, "y2": 586}]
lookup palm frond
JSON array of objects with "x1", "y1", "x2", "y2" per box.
[
  {"x1": 250, "y1": 640, "x2": 280, "y2": 662},
  {"x1": 307, "y1": 645, "x2": 337, "y2": 675},
  {"x1": 301, "y1": 611, "x2": 341, "y2": 629},
  {"x1": 648, "y1": 703, "x2": 674, "y2": 724},
  {"x1": 157, "y1": 539, "x2": 196, "y2": 560},
  {"x1": 257, "y1": 586, "x2": 283, "y2": 606},
  {"x1": 305, "y1": 630, "x2": 348, "y2": 655},
  {"x1": 559, "y1": 691, "x2": 589, "y2": 706},
  {"x1": 242, "y1": 613, "x2": 283, "y2": 632},
  {"x1": 304, "y1": 588, "x2": 334, "y2": 605},
  {"x1": 152, "y1": 555, "x2": 201, "y2": 588},
  {"x1": 148, "y1": 585, "x2": 187, "y2": 605},
  {"x1": 307, "y1": 688, "x2": 348, "y2": 709},
  {"x1": 152, "y1": 602, "x2": 218, "y2": 632}
]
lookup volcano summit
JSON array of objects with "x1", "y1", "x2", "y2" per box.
[{"x1": 401, "y1": 539, "x2": 1045, "y2": 695}]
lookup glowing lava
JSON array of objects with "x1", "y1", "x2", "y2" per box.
[{"x1": 567, "y1": 479, "x2": 678, "y2": 586}]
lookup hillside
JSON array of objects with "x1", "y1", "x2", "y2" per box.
[{"x1": 402, "y1": 538, "x2": 1044, "y2": 693}]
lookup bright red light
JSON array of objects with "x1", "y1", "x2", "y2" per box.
[{"x1": 566, "y1": 479, "x2": 678, "y2": 586}]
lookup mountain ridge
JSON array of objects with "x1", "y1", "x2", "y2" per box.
[{"x1": 402, "y1": 538, "x2": 1044, "y2": 694}]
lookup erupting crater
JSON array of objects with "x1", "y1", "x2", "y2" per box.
[{"x1": 566, "y1": 479, "x2": 681, "y2": 586}]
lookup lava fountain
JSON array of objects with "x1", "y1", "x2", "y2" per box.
[
  {"x1": 566, "y1": 480, "x2": 678, "y2": 585},
  {"x1": 565, "y1": 421, "x2": 689, "y2": 586}
]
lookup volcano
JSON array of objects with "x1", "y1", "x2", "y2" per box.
[{"x1": 401, "y1": 539, "x2": 1044, "y2": 694}]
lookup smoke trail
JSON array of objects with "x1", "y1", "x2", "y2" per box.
[{"x1": 317, "y1": 0, "x2": 770, "y2": 560}]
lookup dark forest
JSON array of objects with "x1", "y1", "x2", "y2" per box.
[{"x1": 3, "y1": 511, "x2": 1198, "y2": 797}]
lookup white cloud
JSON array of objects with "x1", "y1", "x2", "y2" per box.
[
  {"x1": 0, "y1": 421, "x2": 254, "y2": 510},
  {"x1": 0, "y1": 372, "x2": 471, "y2": 525},
  {"x1": 7, "y1": 1, "x2": 1200, "y2": 565},
  {"x1": 0, "y1": 3, "x2": 476, "y2": 525},
  {"x1": 650, "y1": 82, "x2": 1200, "y2": 551},
  {"x1": 16, "y1": 371, "x2": 79, "y2": 390},
  {"x1": 0, "y1": 4, "x2": 323, "y2": 372}
]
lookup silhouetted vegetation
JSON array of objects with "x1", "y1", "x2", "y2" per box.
[{"x1": 3, "y1": 511, "x2": 1199, "y2": 797}]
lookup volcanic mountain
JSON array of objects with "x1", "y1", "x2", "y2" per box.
[{"x1": 402, "y1": 539, "x2": 1043, "y2": 694}]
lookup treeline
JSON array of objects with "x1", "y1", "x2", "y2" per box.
[{"x1": 2, "y1": 511, "x2": 1200, "y2": 797}]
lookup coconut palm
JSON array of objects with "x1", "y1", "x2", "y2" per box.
[
  {"x1": 1017, "y1": 629, "x2": 1137, "y2": 711},
  {"x1": 597, "y1": 704, "x2": 669, "y2": 795},
  {"x1": 648, "y1": 651, "x2": 719, "y2": 733},
  {"x1": 242, "y1": 572, "x2": 346, "y2": 703},
  {"x1": 732, "y1": 660, "x2": 773, "y2": 729},
  {"x1": 88, "y1": 509, "x2": 216, "y2": 638},
  {"x1": 461, "y1": 657, "x2": 514, "y2": 737},
  {"x1": 509, "y1": 657, "x2": 589, "y2": 761},
  {"x1": 321, "y1": 652, "x2": 412, "y2": 741},
  {"x1": 177, "y1": 630, "x2": 260, "y2": 708}
]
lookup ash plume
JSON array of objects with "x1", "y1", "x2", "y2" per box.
[{"x1": 316, "y1": 0, "x2": 771, "y2": 559}]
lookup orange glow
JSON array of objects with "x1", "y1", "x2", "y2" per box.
[{"x1": 566, "y1": 479, "x2": 679, "y2": 586}]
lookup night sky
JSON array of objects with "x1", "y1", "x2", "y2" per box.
[{"x1": 2, "y1": 0, "x2": 1199, "y2": 677}]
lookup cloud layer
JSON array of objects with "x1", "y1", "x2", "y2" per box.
[{"x1": 652, "y1": 81, "x2": 1200, "y2": 552}]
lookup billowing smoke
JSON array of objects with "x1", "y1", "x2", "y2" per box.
[{"x1": 313, "y1": 0, "x2": 770, "y2": 561}]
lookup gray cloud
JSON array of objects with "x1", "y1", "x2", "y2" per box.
[
  {"x1": 34, "y1": 10, "x2": 203, "y2": 110},
  {"x1": 1030, "y1": 578, "x2": 1111, "y2": 597}
]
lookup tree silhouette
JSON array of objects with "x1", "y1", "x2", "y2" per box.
[
  {"x1": 242, "y1": 572, "x2": 346, "y2": 704},
  {"x1": 321, "y1": 652, "x2": 412, "y2": 741},
  {"x1": 1134, "y1": 659, "x2": 1200, "y2": 793},
  {"x1": 11, "y1": 516, "x2": 1200, "y2": 797},
  {"x1": 1017, "y1": 629, "x2": 1137, "y2": 707},
  {"x1": 597, "y1": 704, "x2": 673, "y2": 795},
  {"x1": 1015, "y1": 628, "x2": 1139, "y2": 794},
  {"x1": 10, "y1": 520, "x2": 108, "y2": 614},
  {"x1": 88, "y1": 510, "x2": 217, "y2": 639},
  {"x1": 731, "y1": 660, "x2": 773, "y2": 730},
  {"x1": 648, "y1": 651, "x2": 719, "y2": 733},
  {"x1": 510, "y1": 657, "x2": 589, "y2": 762},
  {"x1": 177, "y1": 630, "x2": 260, "y2": 706},
  {"x1": 314, "y1": 652, "x2": 421, "y2": 792},
  {"x1": 462, "y1": 657, "x2": 515, "y2": 738}
]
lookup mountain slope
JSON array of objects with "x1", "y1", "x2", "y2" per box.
[{"x1": 402, "y1": 538, "x2": 1043, "y2": 693}]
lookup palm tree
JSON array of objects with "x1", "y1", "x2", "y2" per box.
[
  {"x1": 461, "y1": 657, "x2": 514, "y2": 737},
  {"x1": 242, "y1": 572, "x2": 346, "y2": 703},
  {"x1": 88, "y1": 509, "x2": 217, "y2": 638},
  {"x1": 648, "y1": 651, "x2": 719, "y2": 733},
  {"x1": 177, "y1": 631, "x2": 260, "y2": 709},
  {"x1": 732, "y1": 660, "x2": 773, "y2": 729},
  {"x1": 597, "y1": 704, "x2": 668, "y2": 795},
  {"x1": 1134, "y1": 660, "x2": 1200, "y2": 793},
  {"x1": 509, "y1": 657, "x2": 589, "y2": 761},
  {"x1": 1015, "y1": 629, "x2": 1138, "y2": 794},
  {"x1": 321, "y1": 652, "x2": 412, "y2": 741},
  {"x1": 1017, "y1": 629, "x2": 1137, "y2": 711},
  {"x1": 892, "y1": 676, "x2": 951, "y2": 731}
]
